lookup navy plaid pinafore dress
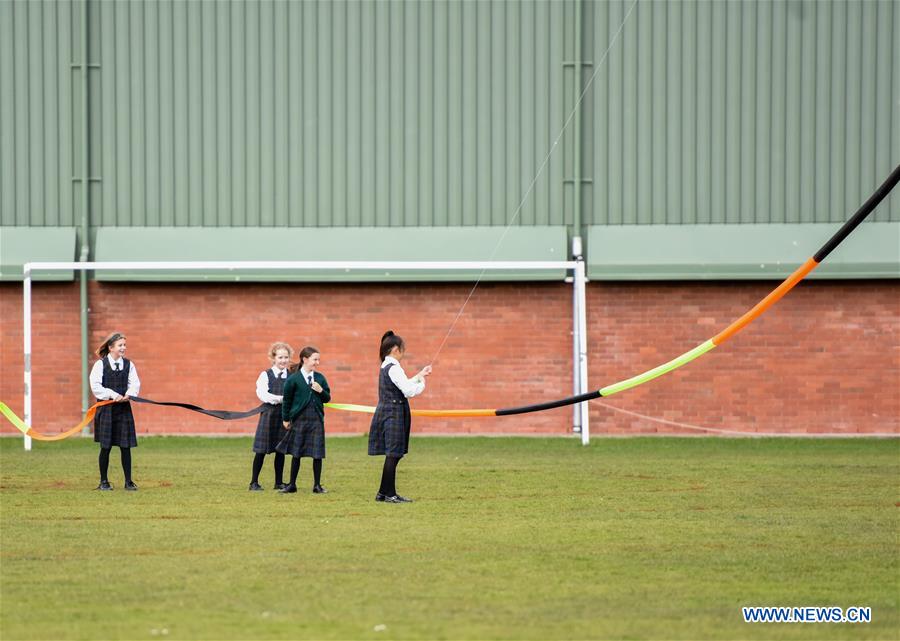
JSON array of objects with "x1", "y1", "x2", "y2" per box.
[
  {"x1": 93, "y1": 358, "x2": 138, "y2": 449},
  {"x1": 276, "y1": 374, "x2": 326, "y2": 459},
  {"x1": 252, "y1": 369, "x2": 287, "y2": 454},
  {"x1": 368, "y1": 363, "x2": 411, "y2": 458}
]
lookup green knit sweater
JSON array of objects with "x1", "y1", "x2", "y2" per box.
[{"x1": 281, "y1": 370, "x2": 331, "y2": 422}]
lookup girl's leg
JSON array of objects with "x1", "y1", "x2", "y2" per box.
[
  {"x1": 280, "y1": 457, "x2": 301, "y2": 493},
  {"x1": 312, "y1": 458, "x2": 323, "y2": 487},
  {"x1": 378, "y1": 456, "x2": 399, "y2": 497},
  {"x1": 273, "y1": 452, "x2": 285, "y2": 487},
  {"x1": 250, "y1": 452, "x2": 265, "y2": 486},
  {"x1": 120, "y1": 447, "x2": 132, "y2": 482},
  {"x1": 98, "y1": 447, "x2": 111, "y2": 482}
]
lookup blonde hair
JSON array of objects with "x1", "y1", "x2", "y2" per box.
[
  {"x1": 96, "y1": 332, "x2": 126, "y2": 358},
  {"x1": 268, "y1": 342, "x2": 294, "y2": 362}
]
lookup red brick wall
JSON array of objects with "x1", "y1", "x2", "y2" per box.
[
  {"x1": 2, "y1": 280, "x2": 897, "y2": 437},
  {"x1": 586, "y1": 281, "x2": 899, "y2": 435}
]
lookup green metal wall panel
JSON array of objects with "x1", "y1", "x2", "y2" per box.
[
  {"x1": 2, "y1": 0, "x2": 898, "y2": 232},
  {"x1": 583, "y1": 0, "x2": 900, "y2": 225},
  {"x1": 586, "y1": 222, "x2": 900, "y2": 279},
  {"x1": 90, "y1": 225, "x2": 569, "y2": 281},
  {"x1": 0, "y1": 227, "x2": 77, "y2": 280},
  {"x1": 78, "y1": 0, "x2": 571, "y2": 229},
  {"x1": 0, "y1": 0, "x2": 77, "y2": 228}
]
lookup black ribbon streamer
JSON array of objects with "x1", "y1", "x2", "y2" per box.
[
  {"x1": 496, "y1": 390, "x2": 602, "y2": 416},
  {"x1": 130, "y1": 396, "x2": 268, "y2": 421}
]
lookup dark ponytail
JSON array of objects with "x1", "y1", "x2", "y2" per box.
[
  {"x1": 289, "y1": 345, "x2": 320, "y2": 374},
  {"x1": 379, "y1": 330, "x2": 404, "y2": 362}
]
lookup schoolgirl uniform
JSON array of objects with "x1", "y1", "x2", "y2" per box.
[
  {"x1": 249, "y1": 366, "x2": 288, "y2": 490},
  {"x1": 90, "y1": 354, "x2": 140, "y2": 490},
  {"x1": 276, "y1": 368, "x2": 331, "y2": 492},
  {"x1": 368, "y1": 356, "x2": 425, "y2": 502},
  {"x1": 254, "y1": 366, "x2": 289, "y2": 452},
  {"x1": 368, "y1": 356, "x2": 424, "y2": 458},
  {"x1": 91, "y1": 354, "x2": 140, "y2": 448}
]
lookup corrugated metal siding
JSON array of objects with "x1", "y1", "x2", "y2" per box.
[
  {"x1": 1, "y1": 0, "x2": 898, "y2": 229},
  {"x1": 584, "y1": 0, "x2": 900, "y2": 225},
  {"x1": 91, "y1": 0, "x2": 570, "y2": 228},
  {"x1": 0, "y1": 0, "x2": 76, "y2": 227}
]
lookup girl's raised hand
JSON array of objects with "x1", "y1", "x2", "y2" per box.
[
  {"x1": 419, "y1": 365, "x2": 433, "y2": 378},
  {"x1": 311, "y1": 381, "x2": 323, "y2": 393}
]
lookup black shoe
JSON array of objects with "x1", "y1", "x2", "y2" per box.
[
  {"x1": 383, "y1": 494, "x2": 413, "y2": 504},
  {"x1": 312, "y1": 485, "x2": 328, "y2": 494},
  {"x1": 96, "y1": 480, "x2": 113, "y2": 491},
  {"x1": 273, "y1": 482, "x2": 286, "y2": 491},
  {"x1": 375, "y1": 492, "x2": 386, "y2": 502},
  {"x1": 248, "y1": 482, "x2": 264, "y2": 492},
  {"x1": 124, "y1": 481, "x2": 138, "y2": 491},
  {"x1": 279, "y1": 484, "x2": 298, "y2": 494}
]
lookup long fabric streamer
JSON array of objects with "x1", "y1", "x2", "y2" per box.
[
  {"x1": 1, "y1": 399, "x2": 115, "y2": 442},
  {"x1": 128, "y1": 396, "x2": 268, "y2": 420},
  {"x1": 3, "y1": 165, "x2": 898, "y2": 440}
]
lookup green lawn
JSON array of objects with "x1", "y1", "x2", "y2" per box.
[{"x1": 1, "y1": 436, "x2": 897, "y2": 640}]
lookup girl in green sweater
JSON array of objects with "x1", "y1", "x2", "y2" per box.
[{"x1": 276, "y1": 346, "x2": 331, "y2": 494}]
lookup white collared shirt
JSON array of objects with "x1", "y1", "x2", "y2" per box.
[
  {"x1": 256, "y1": 366, "x2": 288, "y2": 404},
  {"x1": 90, "y1": 355, "x2": 141, "y2": 400},
  {"x1": 300, "y1": 368, "x2": 315, "y2": 387},
  {"x1": 382, "y1": 356, "x2": 425, "y2": 398}
]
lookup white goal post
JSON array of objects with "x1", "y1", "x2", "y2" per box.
[{"x1": 21, "y1": 260, "x2": 590, "y2": 450}]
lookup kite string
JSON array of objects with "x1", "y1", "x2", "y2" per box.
[
  {"x1": 597, "y1": 401, "x2": 772, "y2": 436},
  {"x1": 597, "y1": 401, "x2": 896, "y2": 438},
  {"x1": 428, "y1": 0, "x2": 640, "y2": 367}
]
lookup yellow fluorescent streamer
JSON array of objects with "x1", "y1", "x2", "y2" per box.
[
  {"x1": 599, "y1": 340, "x2": 716, "y2": 397},
  {"x1": 324, "y1": 403, "x2": 495, "y2": 418},
  {"x1": 0, "y1": 400, "x2": 115, "y2": 441},
  {"x1": 0, "y1": 402, "x2": 29, "y2": 434}
]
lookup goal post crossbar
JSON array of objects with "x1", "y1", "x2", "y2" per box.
[{"x1": 20, "y1": 260, "x2": 591, "y2": 449}]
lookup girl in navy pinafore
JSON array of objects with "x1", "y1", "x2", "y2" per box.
[
  {"x1": 90, "y1": 332, "x2": 140, "y2": 491},
  {"x1": 368, "y1": 331, "x2": 431, "y2": 503},
  {"x1": 248, "y1": 342, "x2": 293, "y2": 491}
]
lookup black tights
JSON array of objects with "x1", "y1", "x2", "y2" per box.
[
  {"x1": 287, "y1": 457, "x2": 323, "y2": 486},
  {"x1": 251, "y1": 452, "x2": 285, "y2": 485},
  {"x1": 378, "y1": 456, "x2": 401, "y2": 497},
  {"x1": 99, "y1": 447, "x2": 132, "y2": 482}
]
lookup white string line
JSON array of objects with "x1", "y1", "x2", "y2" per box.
[
  {"x1": 597, "y1": 401, "x2": 899, "y2": 438},
  {"x1": 429, "y1": 0, "x2": 640, "y2": 366}
]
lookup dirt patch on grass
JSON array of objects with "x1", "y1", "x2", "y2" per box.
[{"x1": 649, "y1": 485, "x2": 707, "y2": 493}]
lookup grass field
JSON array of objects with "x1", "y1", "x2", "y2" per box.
[{"x1": 1, "y1": 436, "x2": 897, "y2": 640}]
